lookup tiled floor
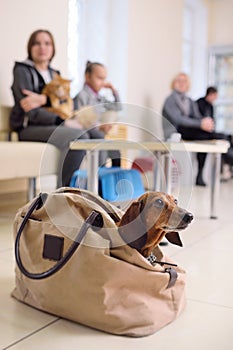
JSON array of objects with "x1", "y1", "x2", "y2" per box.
[{"x1": 0, "y1": 182, "x2": 233, "y2": 350}]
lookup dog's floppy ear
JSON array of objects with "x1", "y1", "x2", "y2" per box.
[
  {"x1": 165, "y1": 231, "x2": 183, "y2": 247},
  {"x1": 118, "y1": 201, "x2": 143, "y2": 227},
  {"x1": 118, "y1": 200, "x2": 147, "y2": 250}
]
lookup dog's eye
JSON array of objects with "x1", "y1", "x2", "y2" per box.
[
  {"x1": 174, "y1": 198, "x2": 178, "y2": 205},
  {"x1": 153, "y1": 199, "x2": 164, "y2": 208}
]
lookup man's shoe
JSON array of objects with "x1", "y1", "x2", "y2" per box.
[{"x1": 196, "y1": 174, "x2": 206, "y2": 187}]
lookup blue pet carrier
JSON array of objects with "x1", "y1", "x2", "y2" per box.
[{"x1": 70, "y1": 167, "x2": 145, "y2": 202}]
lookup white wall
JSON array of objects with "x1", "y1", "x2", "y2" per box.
[
  {"x1": 207, "y1": 0, "x2": 233, "y2": 46},
  {"x1": 125, "y1": 0, "x2": 184, "y2": 141},
  {"x1": 126, "y1": 0, "x2": 184, "y2": 113}
]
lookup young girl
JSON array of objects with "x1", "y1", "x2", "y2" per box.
[
  {"x1": 74, "y1": 61, "x2": 121, "y2": 112},
  {"x1": 74, "y1": 61, "x2": 122, "y2": 166}
]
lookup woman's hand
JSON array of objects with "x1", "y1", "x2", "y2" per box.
[
  {"x1": 20, "y1": 89, "x2": 47, "y2": 112},
  {"x1": 200, "y1": 117, "x2": 215, "y2": 132}
]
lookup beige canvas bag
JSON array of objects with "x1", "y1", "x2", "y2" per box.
[{"x1": 12, "y1": 188, "x2": 186, "y2": 337}]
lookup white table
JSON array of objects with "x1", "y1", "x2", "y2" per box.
[{"x1": 70, "y1": 139, "x2": 229, "y2": 219}]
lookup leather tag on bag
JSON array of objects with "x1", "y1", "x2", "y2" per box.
[{"x1": 43, "y1": 234, "x2": 64, "y2": 261}]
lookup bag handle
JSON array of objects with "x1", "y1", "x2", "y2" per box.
[
  {"x1": 56, "y1": 187, "x2": 122, "y2": 223},
  {"x1": 15, "y1": 193, "x2": 103, "y2": 280}
]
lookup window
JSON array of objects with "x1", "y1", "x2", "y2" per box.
[
  {"x1": 182, "y1": 0, "x2": 208, "y2": 99},
  {"x1": 68, "y1": 0, "x2": 128, "y2": 99},
  {"x1": 182, "y1": 4, "x2": 194, "y2": 75}
]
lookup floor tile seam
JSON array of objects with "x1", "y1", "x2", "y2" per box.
[
  {"x1": 0, "y1": 247, "x2": 13, "y2": 255},
  {"x1": 1, "y1": 318, "x2": 60, "y2": 350},
  {"x1": 169, "y1": 225, "x2": 231, "y2": 258},
  {"x1": 193, "y1": 217, "x2": 233, "y2": 231},
  {"x1": 168, "y1": 233, "x2": 211, "y2": 258},
  {"x1": 187, "y1": 297, "x2": 233, "y2": 310}
]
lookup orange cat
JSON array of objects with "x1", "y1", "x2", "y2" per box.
[
  {"x1": 42, "y1": 74, "x2": 74, "y2": 120},
  {"x1": 42, "y1": 74, "x2": 98, "y2": 129}
]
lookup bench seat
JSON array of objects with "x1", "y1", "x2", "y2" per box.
[
  {"x1": 0, "y1": 105, "x2": 60, "y2": 200},
  {"x1": 0, "y1": 141, "x2": 60, "y2": 200}
]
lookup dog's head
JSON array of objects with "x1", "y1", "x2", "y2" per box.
[
  {"x1": 117, "y1": 191, "x2": 193, "y2": 257},
  {"x1": 42, "y1": 74, "x2": 71, "y2": 100}
]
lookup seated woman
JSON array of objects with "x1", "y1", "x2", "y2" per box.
[
  {"x1": 10, "y1": 29, "x2": 97, "y2": 187},
  {"x1": 162, "y1": 72, "x2": 230, "y2": 186}
]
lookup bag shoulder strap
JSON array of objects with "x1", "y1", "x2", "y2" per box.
[{"x1": 15, "y1": 193, "x2": 103, "y2": 280}]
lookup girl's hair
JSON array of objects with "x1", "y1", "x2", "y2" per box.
[
  {"x1": 170, "y1": 72, "x2": 190, "y2": 90},
  {"x1": 85, "y1": 60, "x2": 104, "y2": 74},
  {"x1": 27, "y1": 29, "x2": 56, "y2": 61}
]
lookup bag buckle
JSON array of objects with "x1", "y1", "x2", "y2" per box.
[
  {"x1": 147, "y1": 253, "x2": 177, "y2": 267},
  {"x1": 147, "y1": 253, "x2": 178, "y2": 288},
  {"x1": 165, "y1": 267, "x2": 178, "y2": 288}
]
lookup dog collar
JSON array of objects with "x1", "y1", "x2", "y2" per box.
[{"x1": 59, "y1": 99, "x2": 68, "y2": 105}]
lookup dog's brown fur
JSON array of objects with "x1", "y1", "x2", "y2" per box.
[
  {"x1": 117, "y1": 191, "x2": 193, "y2": 257},
  {"x1": 42, "y1": 74, "x2": 74, "y2": 120}
]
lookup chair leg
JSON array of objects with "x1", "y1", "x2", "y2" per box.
[{"x1": 28, "y1": 177, "x2": 36, "y2": 201}]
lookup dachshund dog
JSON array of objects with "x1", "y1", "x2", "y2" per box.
[{"x1": 117, "y1": 191, "x2": 193, "y2": 258}]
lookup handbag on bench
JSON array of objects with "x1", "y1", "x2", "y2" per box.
[{"x1": 12, "y1": 187, "x2": 186, "y2": 337}]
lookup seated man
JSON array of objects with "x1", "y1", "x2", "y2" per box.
[
  {"x1": 196, "y1": 86, "x2": 218, "y2": 119},
  {"x1": 196, "y1": 86, "x2": 233, "y2": 180}
]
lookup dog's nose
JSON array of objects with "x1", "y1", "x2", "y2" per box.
[{"x1": 183, "y1": 212, "x2": 193, "y2": 223}]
